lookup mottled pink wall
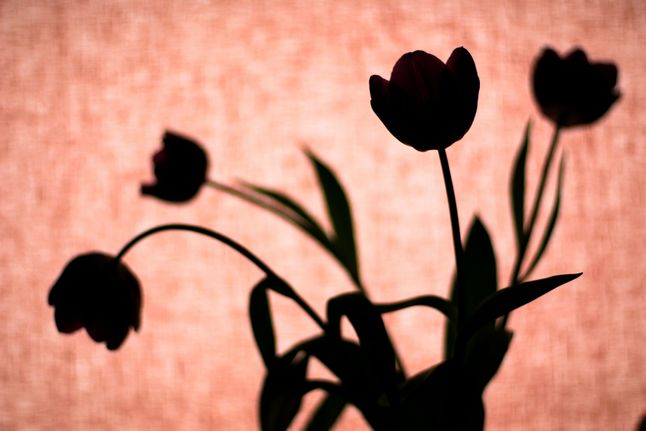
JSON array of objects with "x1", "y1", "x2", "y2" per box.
[{"x1": 1, "y1": 0, "x2": 644, "y2": 429}]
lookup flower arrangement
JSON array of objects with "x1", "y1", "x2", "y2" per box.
[{"x1": 48, "y1": 46, "x2": 619, "y2": 430}]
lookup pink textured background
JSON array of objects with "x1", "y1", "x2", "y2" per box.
[{"x1": 1, "y1": 1, "x2": 645, "y2": 429}]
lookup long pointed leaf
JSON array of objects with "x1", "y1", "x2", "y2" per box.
[
  {"x1": 512, "y1": 121, "x2": 531, "y2": 250},
  {"x1": 464, "y1": 273, "x2": 582, "y2": 338},
  {"x1": 445, "y1": 217, "x2": 498, "y2": 359},
  {"x1": 249, "y1": 277, "x2": 277, "y2": 369},
  {"x1": 523, "y1": 156, "x2": 566, "y2": 279},
  {"x1": 212, "y1": 181, "x2": 323, "y2": 242},
  {"x1": 240, "y1": 181, "x2": 330, "y2": 245},
  {"x1": 210, "y1": 182, "x2": 336, "y2": 251},
  {"x1": 458, "y1": 217, "x2": 499, "y2": 316},
  {"x1": 306, "y1": 150, "x2": 360, "y2": 286}
]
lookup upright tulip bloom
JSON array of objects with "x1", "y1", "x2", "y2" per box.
[
  {"x1": 141, "y1": 131, "x2": 209, "y2": 203},
  {"x1": 48, "y1": 252, "x2": 142, "y2": 351},
  {"x1": 369, "y1": 47, "x2": 479, "y2": 151},
  {"x1": 533, "y1": 47, "x2": 620, "y2": 127}
]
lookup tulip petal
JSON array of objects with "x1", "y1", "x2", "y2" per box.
[
  {"x1": 592, "y1": 63, "x2": 618, "y2": 88},
  {"x1": 370, "y1": 85, "x2": 427, "y2": 151},
  {"x1": 54, "y1": 306, "x2": 83, "y2": 333},
  {"x1": 105, "y1": 323, "x2": 130, "y2": 351},
  {"x1": 369, "y1": 75, "x2": 390, "y2": 103},
  {"x1": 85, "y1": 318, "x2": 108, "y2": 343},
  {"x1": 115, "y1": 262, "x2": 142, "y2": 331},
  {"x1": 564, "y1": 48, "x2": 588, "y2": 68},
  {"x1": 391, "y1": 50, "x2": 446, "y2": 105},
  {"x1": 370, "y1": 77, "x2": 410, "y2": 144},
  {"x1": 446, "y1": 47, "x2": 480, "y2": 141},
  {"x1": 533, "y1": 48, "x2": 565, "y2": 123}
]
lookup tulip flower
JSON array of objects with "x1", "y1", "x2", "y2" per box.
[
  {"x1": 141, "y1": 131, "x2": 209, "y2": 202},
  {"x1": 533, "y1": 47, "x2": 620, "y2": 127},
  {"x1": 369, "y1": 47, "x2": 479, "y2": 151},
  {"x1": 48, "y1": 252, "x2": 142, "y2": 350}
]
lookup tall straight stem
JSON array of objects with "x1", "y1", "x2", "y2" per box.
[
  {"x1": 501, "y1": 125, "x2": 561, "y2": 329},
  {"x1": 438, "y1": 149, "x2": 465, "y2": 326}
]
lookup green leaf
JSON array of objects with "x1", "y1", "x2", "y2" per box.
[
  {"x1": 375, "y1": 295, "x2": 457, "y2": 322},
  {"x1": 461, "y1": 326, "x2": 513, "y2": 392},
  {"x1": 240, "y1": 181, "x2": 330, "y2": 246},
  {"x1": 457, "y1": 217, "x2": 499, "y2": 316},
  {"x1": 306, "y1": 150, "x2": 360, "y2": 286},
  {"x1": 211, "y1": 159, "x2": 362, "y2": 290},
  {"x1": 304, "y1": 392, "x2": 346, "y2": 431},
  {"x1": 512, "y1": 121, "x2": 531, "y2": 250},
  {"x1": 445, "y1": 217, "x2": 498, "y2": 359},
  {"x1": 260, "y1": 353, "x2": 309, "y2": 431},
  {"x1": 522, "y1": 156, "x2": 566, "y2": 279},
  {"x1": 326, "y1": 292, "x2": 398, "y2": 401},
  {"x1": 463, "y1": 273, "x2": 582, "y2": 338},
  {"x1": 214, "y1": 181, "x2": 316, "y2": 235},
  {"x1": 249, "y1": 277, "x2": 277, "y2": 369}
]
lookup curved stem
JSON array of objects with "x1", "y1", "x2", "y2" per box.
[
  {"x1": 208, "y1": 178, "x2": 406, "y2": 375},
  {"x1": 501, "y1": 125, "x2": 561, "y2": 329},
  {"x1": 207, "y1": 179, "x2": 362, "y2": 292},
  {"x1": 523, "y1": 125, "x2": 561, "y2": 261},
  {"x1": 206, "y1": 180, "x2": 406, "y2": 376},
  {"x1": 438, "y1": 149, "x2": 466, "y2": 326},
  {"x1": 115, "y1": 223, "x2": 325, "y2": 329},
  {"x1": 116, "y1": 224, "x2": 270, "y2": 273}
]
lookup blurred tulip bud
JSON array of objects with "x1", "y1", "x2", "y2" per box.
[
  {"x1": 533, "y1": 47, "x2": 620, "y2": 127},
  {"x1": 141, "y1": 131, "x2": 209, "y2": 203}
]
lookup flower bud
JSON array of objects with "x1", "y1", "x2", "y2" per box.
[
  {"x1": 370, "y1": 47, "x2": 479, "y2": 151},
  {"x1": 48, "y1": 252, "x2": 142, "y2": 350},
  {"x1": 141, "y1": 131, "x2": 209, "y2": 203},
  {"x1": 533, "y1": 47, "x2": 620, "y2": 127}
]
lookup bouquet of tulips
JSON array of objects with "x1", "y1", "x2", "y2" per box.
[{"x1": 48, "y1": 45, "x2": 619, "y2": 430}]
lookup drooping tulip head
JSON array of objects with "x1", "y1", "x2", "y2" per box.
[
  {"x1": 48, "y1": 252, "x2": 142, "y2": 351},
  {"x1": 141, "y1": 131, "x2": 209, "y2": 203}
]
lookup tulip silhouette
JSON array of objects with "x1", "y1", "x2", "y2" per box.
[
  {"x1": 141, "y1": 131, "x2": 209, "y2": 202},
  {"x1": 533, "y1": 47, "x2": 620, "y2": 127},
  {"x1": 369, "y1": 47, "x2": 479, "y2": 151},
  {"x1": 48, "y1": 252, "x2": 141, "y2": 350}
]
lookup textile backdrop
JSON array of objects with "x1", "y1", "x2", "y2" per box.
[{"x1": 1, "y1": 0, "x2": 645, "y2": 429}]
